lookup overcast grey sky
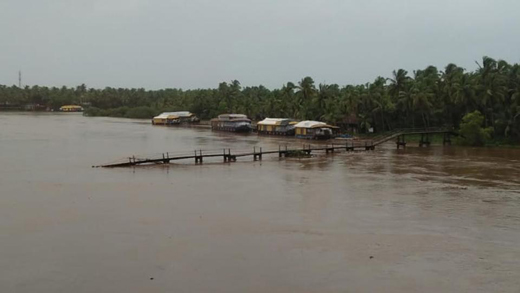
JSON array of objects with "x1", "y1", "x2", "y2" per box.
[{"x1": 1, "y1": 0, "x2": 519, "y2": 89}]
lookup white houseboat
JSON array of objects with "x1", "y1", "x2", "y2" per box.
[
  {"x1": 152, "y1": 111, "x2": 199, "y2": 125},
  {"x1": 210, "y1": 114, "x2": 252, "y2": 132}
]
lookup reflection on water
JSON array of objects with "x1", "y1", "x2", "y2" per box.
[{"x1": 1, "y1": 112, "x2": 519, "y2": 293}]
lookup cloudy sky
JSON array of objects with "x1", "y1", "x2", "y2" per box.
[{"x1": 1, "y1": 0, "x2": 519, "y2": 89}]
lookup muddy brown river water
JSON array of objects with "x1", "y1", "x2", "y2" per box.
[{"x1": 1, "y1": 112, "x2": 519, "y2": 293}]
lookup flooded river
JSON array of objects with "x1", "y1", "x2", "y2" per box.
[{"x1": 1, "y1": 112, "x2": 519, "y2": 293}]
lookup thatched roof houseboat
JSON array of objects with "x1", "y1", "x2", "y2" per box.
[
  {"x1": 210, "y1": 114, "x2": 252, "y2": 132},
  {"x1": 294, "y1": 120, "x2": 338, "y2": 139},
  {"x1": 257, "y1": 118, "x2": 298, "y2": 135}
]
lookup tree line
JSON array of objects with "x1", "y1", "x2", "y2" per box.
[{"x1": 1, "y1": 56, "x2": 519, "y2": 141}]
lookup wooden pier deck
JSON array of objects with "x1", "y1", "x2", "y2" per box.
[
  {"x1": 95, "y1": 128, "x2": 458, "y2": 168},
  {"x1": 95, "y1": 141, "x2": 376, "y2": 168},
  {"x1": 370, "y1": 127, "x2": 459, "y2": 149}
]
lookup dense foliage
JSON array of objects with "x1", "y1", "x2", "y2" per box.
[
  {"x1": 459, "y1": 111, "x2": 494, "y2": 146},
  {"x1": 1, "y1": 57, "x2": 519, "y2": 141}
]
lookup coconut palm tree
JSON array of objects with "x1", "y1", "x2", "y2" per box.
[
  {"x1": 296, "y1": 77, "x2": 316, "y2": 119},
  {"x1": 388, "y1": 69, "x2": 409, "y2": 98}
]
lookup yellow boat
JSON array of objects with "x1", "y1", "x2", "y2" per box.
[
  {"x1": 257, "y1": 118, "x2": 298, "y2": 135},
  {"x1": 59, "y1": 105, "x2": 84, "y2": 112}
]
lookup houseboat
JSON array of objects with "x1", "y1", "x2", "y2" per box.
[
  {"x1": 256, "y1": 118, "x2": 298, "y2": 136},
  {"x1": 59, "y1": 105, "x2": 83, "y2": 112},
  {"x1": 294, "y1": 120, "x2": 339, "y2": 140},
  {"x1": 210, "y1": 114, "x2": 252, "y2": 132},
  {"x1": 152, "y1": 111, "x2": 200, "y2": 125}
]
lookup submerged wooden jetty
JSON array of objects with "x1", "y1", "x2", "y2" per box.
[
  {"x1": 371, "y1": 127, "x2": 459, "y2": 149},
  {"x1": 95, "y1": 127, "x2": 458, "y2": 168},
  {"x1": 96, "y1": 141, "x2": 376, "y2": 168}
]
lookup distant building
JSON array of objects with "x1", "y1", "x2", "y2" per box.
[{"x1": 337, "y1": 114, "x2": 358, "y2": 133}]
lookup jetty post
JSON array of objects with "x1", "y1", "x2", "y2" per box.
[
  {"x1": 419, "y1": 133, "x2": 431, "y2": 147},
  {"x1": 195, "y1": 150, "x2": 203, "y2": 164},
  {"x1": 346, "y1": 141, "x2": 354, "y2": 152},
  {"x1": 443, "y1": 133, "x2": 452, "y2": 145},
  {"x1": 228, "y1": 148, "x2": 236, "y2": 162},
  {"x1": 365, "y1": 141, "x2": 375, "y2": 151},
  {"x1": 326, "y1": 144, "x2": 334, "y2": 154},
  {"x1": 254, "y1": 147, "x2": 263, "y2": 161},
  {"x1": 396, "y1": 135, "x2": 407, "y2": 149},
  {"x1": 257, "y1": 147, "x2": 263, "y2": 161},
  {"x1": 303, "y1": 144, "x2": 312, "y2": 155}
]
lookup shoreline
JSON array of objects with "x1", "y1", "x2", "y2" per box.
[{"x1": 3, "y1": 111, "x2": 517, "y2": 148}]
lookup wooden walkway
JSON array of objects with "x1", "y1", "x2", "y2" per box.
[
  {"x1": 96, "y1": 127, "x2": 458, "y2": 168},
  {"x1": 371, "y1": 127, "x2": 459, "y2": 149},
  {"x1": 96, "y1": 141, "x2": 376, "y2": 168}
]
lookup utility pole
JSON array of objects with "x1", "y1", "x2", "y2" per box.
[{"x1": 18, "y1": 70, "x2": 21, "y2": 88}]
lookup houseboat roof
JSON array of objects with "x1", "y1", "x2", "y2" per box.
[
  {"x1": 294, "y1": 120, "x2": 338, "y2": 129},
  {"x1": 212, "y1": 114, "x2": 251, "y2": 122},
  {"x1": 257, "y1": 118, "x2": 295, "y2": 126},
  {"x1": 218, "y1": 114, "x2": 248, "y2": 119},
  {"x1": 154, "y1": 111, "x2": 193, "y2": 119},
  {"x1": 60, "y1": 105, "x2": 83, "y2": 109}
]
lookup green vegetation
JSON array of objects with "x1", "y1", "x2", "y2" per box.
[
  {"x1": 459, "y1": 111, "x2": 493, "y2": 146},
  {"x1": 85, "y1": 106, "x2": 158, "y2": 119},
  {"x1": 1, "y1": 56, "x2": 519, "y2": 144}
]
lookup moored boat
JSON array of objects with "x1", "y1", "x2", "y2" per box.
[
  {"x1": 152, "y1": 111, "x2": 199, "y2": 125},
  {"x1": 59, "y1": 105, "x2": 84, "y2": 112},
  {"x1": 294, "y1": 120, "x2": 339, "y2": 139},
  {"x1": 257, "y1": 118, "x2": 297, "y2": 136},
  {"x1": 211, "y1": 114, "x2": 252, "y2": 132}
]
